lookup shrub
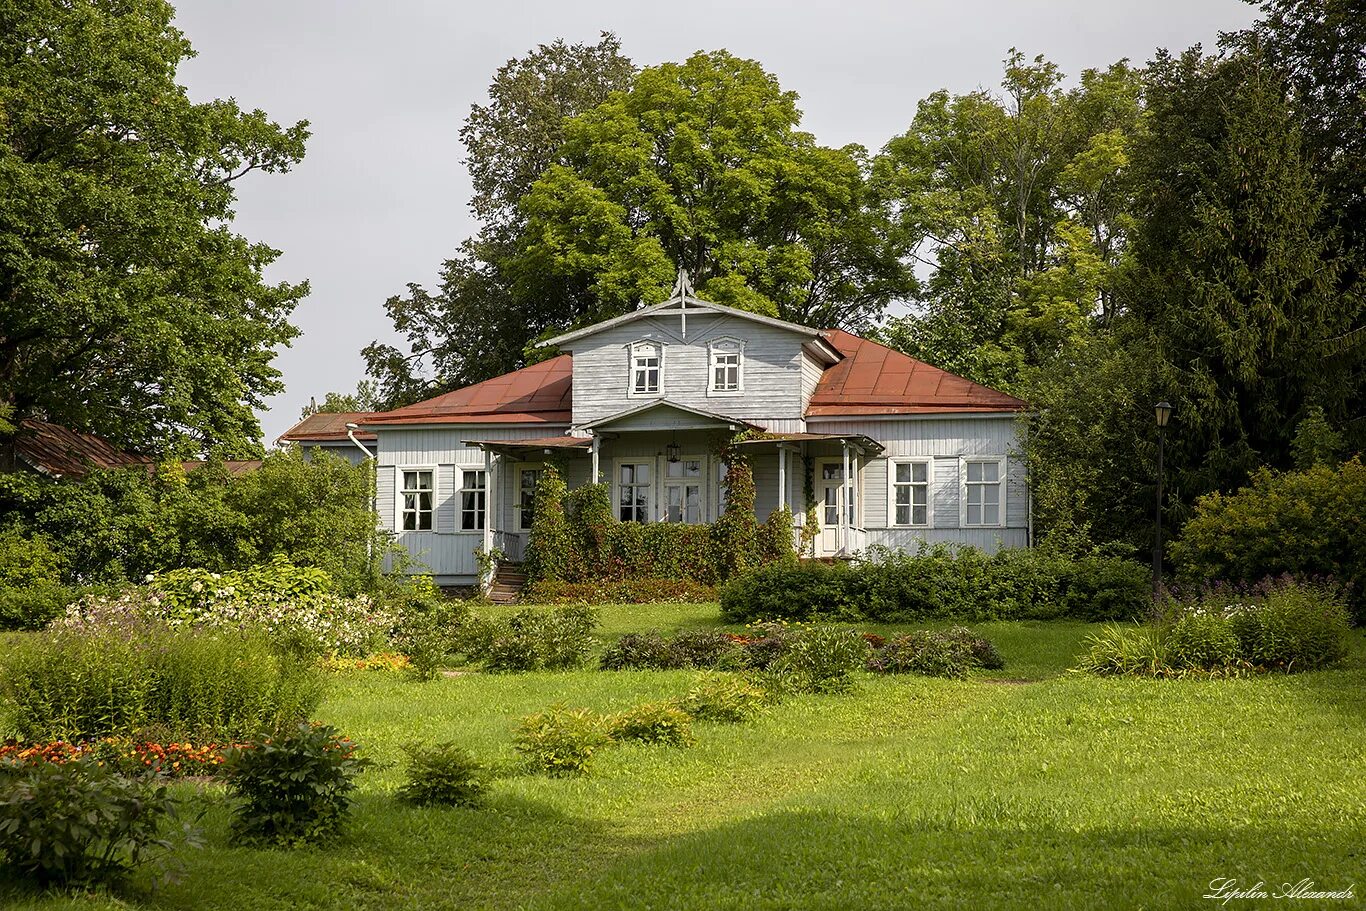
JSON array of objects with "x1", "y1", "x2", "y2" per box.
[
  {"x1": 513, "y1": 705, "x2": 613, "y2": 776},
  {"x1": 60, "y1": 557, "x2": 397, "y2": 657},
  {"x1": 719, "y1": 545, "x2": 1148, "y2": 623},
  {"x1": 522, "y1": 578, "x2": 717, "y2": 605},
  {"x1": 866, "y1": 627, "x2": 1002, "y2": 679},
  {"x1": 1172, "y1": 458, "x2": 1366, "y2": 623},
  {"x1": 395, "y1": 742, "x2": 487, "y2": 807},
  {"x1": 0, "y1": 628, "x2": 323, "y2": 741},
  {"x1": 770, "y1": 626, "x2": 869, "y2": 694},
  {"x1": 599, "y1": 631, "x2": 676, "y2": 670},
  {"x1": 608, "y1": 702, "x2": 695, "y2": 747},
  {"x1": 0, "y1": 527, "x2": 64, "y2": 591},
  {"x1": 1162, "y1": 612, "x2": 1243, "y2": 672},
  {"x1": 0, "y1": 754, "x2": 185, "y2": 887},
  {"x1": 220, "y1": 723, "x2": 370, "y2": 847},
  {"x1": 677, "y1": 674, "x2": 771, "y2": 723},
  {"x1": 482, "y1": 606, "x2": 598, "y2": 673},
  {"x1": 1225, "y1": 579, "x2": 1351, "y2": 671},
  {"x1": 0, "y1": 582, "x2": 78, "y2": 631},
  {"x1": 392, "y1": 588, "x2": 472, "y2": 681}
]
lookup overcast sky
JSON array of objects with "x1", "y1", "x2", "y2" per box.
[{"x1": 171, "y1": 0, "x2": 1259, "y2": 443}]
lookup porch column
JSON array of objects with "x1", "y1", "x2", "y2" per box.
[
  {"x1": 777, "y1": 446, "x2": 786, "y2": 511},
  {"x1": 840, "y1": 439, "x2": 851, "y2": 552},
  {"x1": 482, "y1": 448, "x2": 493, "y2": 561},
  {"x1": 590, "y1": 433, "x2": 600, "y2": 485}
]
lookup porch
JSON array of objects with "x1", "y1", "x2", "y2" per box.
[{"x1": 464, "y1": 423, "x2": 883, "y2": 566}]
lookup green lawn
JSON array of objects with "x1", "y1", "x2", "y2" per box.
[{"x1": 4, "y1": 606, "x2": 1365, "y2": 910}]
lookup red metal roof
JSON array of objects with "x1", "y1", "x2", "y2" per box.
[
  {"x1": 362, "y1": 356, "x2": 573, "y2": 427},
  {"x1": 807, "y1": 330, "x2": 1026, "y2": 416},
  {"x1": 278, "y1": 412, "x2": 377, "y2": 443},
  {"x1": 13, "y1": 419, "x2": 152, "y2": 478}
]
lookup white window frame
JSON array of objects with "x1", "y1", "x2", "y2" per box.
[
  {"x1": 614, "y1": 457, "x2": 655, "y2": 523},
  {"x1": 888, "y1": 458, "x2": 933, "y2": 528},
  {"x1": 514, "y1": 462, "x2": 544, "y2": 532},
  {"x1": 706, "y1": 336, "x2": 745, "y2": 397},
  {"x1": 959, "y1": 456, "x2": 1007, "y2": 528},
  {"x1": 397, "y1": 466, "x2": 437, "y2": 532},
  {"x1": 627, "y1": 339, "x2": 664, "y2": 398},
  {"x1": 459, "y1": 468, "x2": 487, "y2": 532},
  {"x1": 815, "y1": 458, "x2": 862, "y2": 529},
  {"x1": 662, "y1": 454, "x2": 706, "y2": 524}
]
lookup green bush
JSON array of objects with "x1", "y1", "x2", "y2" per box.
[
  {"x1": 0, "y1": 528, "x2": 64, "y2": 590},
  {"x1": 608, "y1": 702, "x2": 695, "y2": 747},
  {"x1": 0, "y1": 628, "x2": 323, "y2": 741},
  {"x1": 482, "y1": 606, "x2": 598, "y2": 673},
  {"x1": 220, "y1": 723, "x2": 370, "y2": 846},
  {"x1": 0, "y1": 582, "x2": 78, "y2": 631},
  {"x1": 1172, "y1": 458, "x2": 1366, "y2": 623},
  {"x1": 677, "y1": 674, "x2": 770, "y2": 724},
  {"x1": 719, "y1": 546, "x2": 1148, "y2": 623},
  {"x1": 1075, "y1": 625, "x2": 1170, "y2": 677},
  {"x1": 1226, "y1": 580, "x2": 1351, "y2": 671},
  {"x1": 393, "y1": 586, "x2": 473, "y2": 681},
  {"x1": 513, "y1": 705, "x2": 612, "y2": 776},
  {"x1": 395, "y1": 742, "x2": 487, "y2": 807},
  {"x1": 0, "y1": 755, "x2": 185, "y2": 888},
  {"x1": 1163, "y1": 612, "x2": 1243, "y2": 672},
  {"x1": 866, "y1": 627, "x2": 1003, "y2": 679},
  {"x1": 769, "y1": 626, "x2": 868, "y2": 694},
  {"x1": 599, "y1": 631, "x2": 677, "y2": 670}
]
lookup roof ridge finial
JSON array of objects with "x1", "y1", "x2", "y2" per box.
[{"x1": 672, "y1": 268, "x2": 694, "y2": 300}]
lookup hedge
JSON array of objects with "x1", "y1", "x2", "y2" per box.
[{"x1": 718, "y1": 545, "x2": 1149, "y2": 623}]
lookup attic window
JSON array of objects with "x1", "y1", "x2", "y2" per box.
[
  {"x1": 630, "y1": 341, "x2": 661, "y2": 396},
  {"x1": 709, "y1": 338, "x2": 743, "y2": 394}
]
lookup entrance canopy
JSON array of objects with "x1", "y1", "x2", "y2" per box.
[
  {"x1": 576, "y1": 399, "x2": 763, "y2": 434},
  {"x1": 461, "y1": 435, "x2": 591, "y2": 458},
  {"x1": 729, "y1": 432, "x2": 885, "y2": 457}
]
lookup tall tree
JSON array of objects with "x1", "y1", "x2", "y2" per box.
[
  {"x1": 0, "y1": 0, "x2": 309, "y2": 457},
  {"x1": 873, "y1": 53, "x2": 1144, "y2": 391},
  {"x1": 363, "y1": 35, "x2": 635, "y2": 407}
]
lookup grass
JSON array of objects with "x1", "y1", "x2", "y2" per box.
[{"x1": 2, "y1": 606, "x2": 1364, "y2": 910}]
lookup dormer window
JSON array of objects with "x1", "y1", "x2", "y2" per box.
[
  {"x1": 630, "y1": 341, "x2": 661, "y2": 396},
  {"x1": 708, "y1": 338, "x2": 744, "y2": 395}
]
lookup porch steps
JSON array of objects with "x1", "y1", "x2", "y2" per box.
[{"x1": 488, "y1": 562, "x2": 527, "y2": 604}]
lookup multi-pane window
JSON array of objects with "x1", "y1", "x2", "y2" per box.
[
  {"x1": 631, "y1": 342, "x2": 661, "y2": 395},
  {"x1": 664, "y1": 459, "x2": 703, "y2": 523},
  {"x1": 892, "y1": 461, "x2": 930, "y2": 526},
  {"x1": 710, "y1": 339, "x2": 742, "y2": 392},
  {"x1": 460, "y1": 470, "x2": 486, "y2": 531},
  {"x1": 618, "y1": 462, "x2": 652, "y2": 523},
  {"x1": 518, "y1": 467, "x2": 542, "y2": 530},
  {"x1": 821, "y1": 463, "x2": 855, "y2": 526},
  {"x1": 963, "y1": 459, "x2": 1003, "y2": 526},
  {"x1": 401, "y1": 470, "x2": 434, "y2": 531}
]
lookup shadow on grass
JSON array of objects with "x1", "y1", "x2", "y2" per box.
[{"x1": 525, "y1": 806, "x2": 1363, "y2": 911}]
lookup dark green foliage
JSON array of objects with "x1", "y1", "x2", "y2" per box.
[
  {"x1": 1162, "y1": 613, "x2": 1244, "y2": 672},
  {"x1": 599, "y1": 631, "x2": 677, "y2": 671},
  {"x1": 608, "y1": 703, "x2": 694, "y2": 747},
  {"x1": 1, "y1": 450, "x2": 386, "y2": 595},
  {"x1": 866, "y1": 627, "x2": 1003, "y2": 679},
  {"x1": 719, "y1": 547, "x2": 1148, "y2": 623},
  {"x1": 769, "y1": 627, "x2": 869, "y2": 694},
  {"x1": 480, "y1": 606, "x2": 599, "y2": 673},
  {"x1": 1226, "y1": 580, "x2": 1351, "y2": 671},
  {"x1": 513, "y1": 705, "x2": 612, "y2": 776},
  {"x1": 220, "y1": 724, "x2": 370, "y2": 847},
  {"x1": 0, "y1": 583, "x2": 77, "y2": 632},
  {"x1": 0, "y1": 629, "x2": 323, "y2": 741},
  {"x1": 599, "y1": 630, "x2": 746, "y2": 671},
  {"x1": 677, "y1": 675, "x2": 770, "y2": 724},
  {"x1": 0, "y1": 0, "x2": 308, "y2": 455},
  {"x1": 1172, "y1": 459, "x2": 1366, "y2": 623},
  {"x1": 392, "y1": 586, "x2": 473, "y2": 681},
  {"x1": 0, "y1": 755, "x2": 185, "y2": 888},
  {"x1": 395, "y1": 743, "x2": 488, "y2": 808}
]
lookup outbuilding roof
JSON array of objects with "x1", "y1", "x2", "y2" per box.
[
  {"x1": 807, "y1": 330, "x2": 1026, "y2": 416},
  {"x1": 359, "y1": 356, "x2": 573, "y2": 427},
  {"x1": 12, "y1": 418, "x2": 152, "y2": 479},
  {"x1": 277, "y1": 412, "x2": 376, "y2": 444}
]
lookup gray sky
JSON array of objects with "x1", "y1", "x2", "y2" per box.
[{"x1": 171, "y1": 0, "x2": 1258, "y2": 443}]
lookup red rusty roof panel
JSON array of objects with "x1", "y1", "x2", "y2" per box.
[
  {"x1": 809, "y1": 330, "x2": 1026, "y2": 415},
  {"x1": 14, "y1": 419, "x2": 151, "y2": 479},
  {"x1": 277, "y1": 412, "x2": 377, "y2": 443},
  {"x1": 367, "y1": 355, "x2": 573, "y2": 424}
]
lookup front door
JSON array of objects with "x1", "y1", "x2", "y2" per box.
[
  {"x1": 817, "y1": 460, "x2": 855, "y2": 556},
  {"x1": 663, "y1": 457, "x2": 704, "y2": 523}
]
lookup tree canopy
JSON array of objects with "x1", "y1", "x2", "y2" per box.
[{"x1": 0, "y1": 0, "x2": 310, "y2": 457}]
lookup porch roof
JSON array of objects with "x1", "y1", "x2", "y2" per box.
[
  {"x1": 730, "y1": 431, "x2": 885, "y2": 456},
  {"x1": 461, "y1": 435, "x2": 592, "y2": 458},
  {"x1": 576, "y1": 399, "x2": 764, "y2": 433}
]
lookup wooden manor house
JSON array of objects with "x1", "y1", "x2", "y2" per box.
[{"x1": 280, "y1": 273, "x2": 1030, "y2": 588}]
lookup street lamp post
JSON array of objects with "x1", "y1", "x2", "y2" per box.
[{"x1": 1152, "y1": 402, "x2": 1172, "y2": 600}]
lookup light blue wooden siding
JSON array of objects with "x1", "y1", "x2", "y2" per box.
[
  {"x1": 565, "y1": 313, "x2": 809, "y2": 426},
  {"x1": 803, "y1": 415, "x2": 1028, "y2": 553},
  {"x1": 377, "y1": 425, "x2": 569, "y2": 582}
]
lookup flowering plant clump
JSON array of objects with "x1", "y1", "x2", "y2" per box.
[
  {"x1": 59, "y1": 557, "x2": 397, "y2": 656},
  {"x1": 1, "y1": 738, "x2": 245, "y2": 778}
]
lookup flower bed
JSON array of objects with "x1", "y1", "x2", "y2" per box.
[{"x1": 0, "y1": 737, "x2": 246, "y2": 778}]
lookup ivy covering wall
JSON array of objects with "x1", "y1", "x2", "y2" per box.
[{"x1": 523, "y1": 441, "x2": 796, "y2": 585}]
